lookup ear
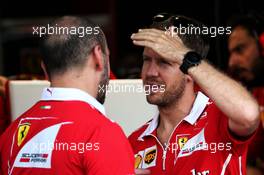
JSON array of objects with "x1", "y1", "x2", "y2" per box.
[
  {"x1": 41, "y1": 61, "x2": 49, "y2": 80},
  {"x1": 185, "y1": 74, "x2": 193, "y2": 83},
  {"x1": 91, "y1": 45, "x2": 104, "y2": 71}
]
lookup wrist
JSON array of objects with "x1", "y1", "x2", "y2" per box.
[{"x1": 179, "y1": 51, "x2": 202, "y2": 74}]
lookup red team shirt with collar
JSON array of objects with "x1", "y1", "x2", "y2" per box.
[
  {"x1": 0, "y1": 88, "x2": 134, "y2": 175},
  {"x1": 129, "y1": 92, "x2": 253, "y2": 175}
]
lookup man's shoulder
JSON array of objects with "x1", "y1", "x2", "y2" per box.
[
  {"x1": 16, "y1": 101, "x2": 119, "y2": 137},
  {"x1": 203, "y1": 99, "x2": 221, "y2": 114},
  {"x1": 41, "y1": 100, "x2": 110, "y2": 124},
  {"x1": 61, "y1": 101, "x2": 125, "y2": 134}
]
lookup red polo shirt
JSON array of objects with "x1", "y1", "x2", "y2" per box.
[
  {"x1": 129, "y1": 92, "x2": 253, "y2": 175},
  {"x1": 0, "y1": 88, "x2": 134, "y2": 175},
  {"x1": 249, "y1": 87, "x2": 264, "y2": 164}
]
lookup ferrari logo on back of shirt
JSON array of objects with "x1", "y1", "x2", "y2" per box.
[{"x1": 17, "y1": 123, "x2": 30, "y2": 146}]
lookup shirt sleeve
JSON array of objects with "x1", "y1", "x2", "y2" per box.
[{"x1": 214, "y1": 105, "x2": 257, "y2": 155}]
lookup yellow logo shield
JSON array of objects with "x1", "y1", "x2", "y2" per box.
[
  {"x1": 178, "y1": 137, "x2": 188, "y2": 150},
  {"x1": 17, "y1": 123, "x2": 30, "y2": 146},
  {"x1": 135, "y1": 154, "x2": 142, "y2": 168}
]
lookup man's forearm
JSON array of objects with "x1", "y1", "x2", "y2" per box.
[{"x1": 188, "y1": 60, "x2": 259, "y2": 136}]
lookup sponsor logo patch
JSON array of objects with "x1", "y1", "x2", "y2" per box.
[
  {"x1": 178, "y1": 129, "x2": 206, "y2": 158},
  {"x1": 135, "y1": 145, "x2": 157, "y2": 169},
  {"x1": 135, "y1": 154, "x2": 142, "y2": 168},
  {"x1": 13, "y1": 122, "x2": 72, "y2": 169},
  {"x1": 19, "y1": 153, "x2": 49, "y2": 163},
  {"x1": 144, "y1": 148, "x2": 156, "y2": 164}
]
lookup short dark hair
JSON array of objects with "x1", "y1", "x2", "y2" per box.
[
  {"x1": 151, "y1": 13, "x2": 210, "y2": 58},
  {"x1": 227, "y1": 12, "x2": 264, "y2": 39},
  {"x1": 41, "y1": 16, "x2": 107, "y2": 78}
]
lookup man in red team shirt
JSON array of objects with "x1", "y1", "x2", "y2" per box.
[
  {"x1": 0, "y1": 16, "x2": 134, "y2": 175},
  {"x1": 129, "y1": 13, "x2": 260, "y2": 175},
  {"x1": 227, "y1": 13, "x2": 264, "y2": 175}
]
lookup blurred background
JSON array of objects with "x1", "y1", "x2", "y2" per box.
[{"x1": 0, "y1": 0, "x2": 262, "y2": 79}]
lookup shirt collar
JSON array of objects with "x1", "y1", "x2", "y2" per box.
[
  {"x1": 40, "y1": 87, "x2": 106, "y2": 115},
  {"x1": 138, "y1": 91, "x2": 209, "y2": 141}
]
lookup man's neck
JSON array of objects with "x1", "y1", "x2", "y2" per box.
[
  {"x1": 157, "y1": 89, "x2": 196, "y2": 146},
  {"x1": 50, "y1": 71, "x2": 97, "y2": 98}
]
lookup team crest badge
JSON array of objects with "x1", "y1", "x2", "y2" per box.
[
  {"x1": 17, "y1": 123, "x2": 30, "y2": 146},
  {"x1": 178, "y1": 137, "x2": 188, "y2": 150}
]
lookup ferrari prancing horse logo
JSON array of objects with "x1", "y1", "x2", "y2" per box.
[
  {"x1": 178, "y1": 137, "x2": 188, "y2": 150},
  {"x1": 17, "y1": 123, "x2": 30, "y2": 146}
]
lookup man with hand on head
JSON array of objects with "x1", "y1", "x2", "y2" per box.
[
  {"x1": 129, "y1": 13, "x2": 260, "y2": 175},
  {"x1": 0, "y1": 16, "x2": 134, "y2": 175}
]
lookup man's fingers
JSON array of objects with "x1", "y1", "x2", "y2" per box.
[
  {"x1": 131, "y1": 32, "x2": 171, "y2": 47},
  {"x1": 131, "y1": 29, "x2": 180, "y2": 46},
  {"x1": 132, "y1": 29, "x2": 167, "y2": 39},
  {"x1": 131, "y1": 32, "x2": 157, "y2": 42},
  {"x1": 135, "y1": 168, "x2": 151, "y2": 175},
  {"x1": 136, "y1": 28, "x2": 185, "y2": 44},
  {"x1": 138, "y1": 28, "x2": 165, "y2": 35},
  {"x1": 132, "y1": 40, "x2": 154, "y2": 48}
]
